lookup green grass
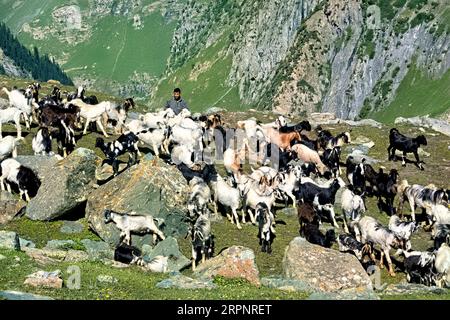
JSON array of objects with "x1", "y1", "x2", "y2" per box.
[
  {"x1": 0, "y1": 1, "x2": 175, "y2": 99},
  {"x1": 371, "y1": 64, "x2": 450, "y2": 123}
]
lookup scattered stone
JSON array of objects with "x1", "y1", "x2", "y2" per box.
[
  {"x1": 194, "y1": 246, "x2": 260, "y2": 286},
  {"x1": 24, "y1": 270, "x2": 63, "y2": 289},
  {"x1": 382, "y1": 282, "x2": 447, "y2": 296},
  {"x1": 96, "y1": 275, "x2": 118, "y2": 284},
  {"x1": 19, "y1": 238, "x2": 36, "y2": 249},
  {"x1": 346, "y1": 150, "x2": 379, "y2": 164},
  {"x1": 0, "y1": 290, "x2": 54, "y2": 300},
  {"x1": 22, "y1": 247, "x2": 89, "y2": 264},
  {"x1": 142, "y1": 236, "x2": 190, "y2": 272},
  {"x1": 25, "y1": 148, "x2": 101, "y2": 221},
  {"x1": 205, "y1": 107, "x2": 225, "y2": 114},
  {"x1": 344, "y1": 119, "x2": 383, "y2": 129},
  {"x1": 309, "y1": 112, "x2": 336, "y2": 122},
  {"x1": 283, "y1": 237, "x2": 373, "y2": 293},
  {"x1": 86, "y1": 157, "x2": 189, "y2": 248},
  {"x1": 81, "y1": 239, "x2": 114, "y2": 261},
  {"x1": 156, "y1": 274, "x2": 217, "y2": 290},
  {"x1": 0, "y1": 230, "x2": 20, "y2": 250},
  {"x1": 0, "y1": 191, "x2": 26, "y2": 225},
  {"x1": 44, "y1": 240, "x2": 76, "y2": 251},
  {"x1": 60, "y1": 221, "x2": 84, "y2": 234}
]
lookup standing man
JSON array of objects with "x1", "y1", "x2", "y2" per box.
[{"x1": 165, "y1": 88, "x2": 189, "y2": 115}]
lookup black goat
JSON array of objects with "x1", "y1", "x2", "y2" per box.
[
  {"x1": 114, "y1": 243, "x2": 142, "y2": 265},
  {"x1": 177, "y1": 162, "x2": 217, "y2": 184},
  {"x1": 433, "y1": 224, "x2": 450, "y2": 250},
  {"x1": 302, "y1": 223, "x2": 335, "y2": 248},
  {"x1": 321, "y1": 147, "x2": 341, "y2": 177},
  {"x1": 345, "y1": 156, "x2": 366, "y2": 195},
  {"x1": 279, "y1": 120, "x2": 312, "y2": 133},
  {"x1": 256, "y1": 202, "x2": 275, "y2": 254},
  {"x1": 388, "y1": 128, "x2": 427, "y2": 170},
  {"x1": 96, "y1": 132, "x2": 140, "y2": 176}
]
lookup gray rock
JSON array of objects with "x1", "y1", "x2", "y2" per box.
[
  {"x1": 22, "y1": 247, "x2": 89, "y2": 264},
  {"x1": 19, "y1": 238, "x2": 36, "y2": 249},
  {"x1": 44, "y1": 240, "x2": 76, "y2": 251},
  {"x1": 346, "y1": 150, "x2": 379, "y2": 164},
  {"x1": 60, "y1": 221, "x2": 84, "y2": 234},
  {"x1": 382, "y1": 282, "x2": 448, "y2": 296},
  {"x1": 0, "y1": 191, "x2": 26, "y2": 225},
  {"x1": 395, "y1": 116, "x2": 450, "y2": 137},
  {"x1": 14, "y1": 155, "x2": 60, "y2": 179},
  {"x1": 156, "y1": 274, "x2": 217, "y2": 290},
  {"x1": 344, "y1": 119, "x2": 383, "y2": 129},
  {"x1": 261, "y1": 276, "x2": 315, "y2": 292},
  {"x1": 204, "y1": 107, "x2": 225, "y2": 114},
  {"x1": 96, "y1": 275, "x2": 118, "y2": 284},
  {"x1": 81, "y1": 239, "x2": 114, "y2": 261},
  {"x1": 25, "y1": 148, "x2": 101, "y2": 221},
  {"x1": 142, "y1": 236, "x2": 190, "y2": 272},
  {"x1": 0, "y1": 230, "x2": 20, "y2": 250},
  {"x1": 86, "y1": 157, "x2": 189, "y2": 248},
  {"x1": 283, "y1": 237, "x2": 373, "y2": 293},
  {"x1": 0, "y1": 290, "x2": 54, "y2": 300}
]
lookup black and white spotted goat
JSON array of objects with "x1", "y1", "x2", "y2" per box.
[
  {"x1": 189, "y1": 213, "x2": 214, "y2": 271},
  {"x1": 256, "y1": 202, "x2": 275, "y2": 254},
  {"x1": 388, "y1": 128, "x2": 428, "y2": 170},
  {"x1": 104, "y1": 209, "x2": 165, "y2": 245},
  {"x1": 113, "y1": 243, "x2": 169, "y2": 273},
  {"x1": 388, "y1": 215, "x2": 418, "y2": 252},
  {"x1": 32, "y1": 127, "x2": 53, "y2": 156},
  {"x1": 0, "y1": 158, "x2": 40, "y2": 201},
  {"x1": 397, "y1": 179, "x2": 449, "y2": 222},
  {"x1": 96, "y1": 132, "x2": 140, "y2": 176}
]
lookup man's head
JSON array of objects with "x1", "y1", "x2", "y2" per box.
[{"x1": 173, "y1": 88, "x2": 181, "y2": 101}]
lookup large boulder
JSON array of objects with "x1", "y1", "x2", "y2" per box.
[
  {"x1": 0, "y1": 290, "x2": 54, "y2": 300},
  {"x1": 193, "y1": 246, "x2": 260, "y2": 286},
  {"x1": 86, "y1": 157, "x2": 189, "y2": 248},
  {"x1": 283, "y1": 237, "x2": 373, "y2": 293},
  {"x1": 0, "y1": 191, "x2": 26, "y2": 225},
  {"x1": 25, "y1": 149, "x2": 100, "y2": 221},
  {"x1": 24, "y1": 270, "x2": 63, "y2": 289},
  {"x1": 395, "y1": 116, "x2": 450, "y2": 137}
]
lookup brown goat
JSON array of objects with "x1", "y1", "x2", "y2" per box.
[
  {"x1": 265, "y1": 127, "x2": 301, "y2": 151},
  {"x1": 297, "y1": 202, "x2": 320, "y2": 234}
]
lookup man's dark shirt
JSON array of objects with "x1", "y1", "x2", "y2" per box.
[{"x1": 165, "y1": 97, "x2": 189, "y2": 115}]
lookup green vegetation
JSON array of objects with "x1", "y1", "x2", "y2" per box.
[
  {"x1": 407, "y1": 0, "x2": 428, "y2": 10},
  {"x1": 410, "y1": 12, "x2": 435, "y2": 28},
  {"x1": 371, "y1": 64, "x2": 450, "y2": 123},
  {"x1": 0, "y1": 23, "x2": 72, "y2": 84}
]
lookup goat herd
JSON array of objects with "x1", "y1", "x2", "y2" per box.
[{"x1": 0, "y1": 83, "x2": 449, "y2": 289}]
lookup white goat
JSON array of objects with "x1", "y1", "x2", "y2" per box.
[
  {"x1": 136, "y1": 126, "x2": 169, "y2": 157},
  {"x1": 435, "y1": 243, "x2": 450, "y2": 288},
  {"x1": 429, "y1": 205, "x2": 450, "y2": 225},
  {"x1": 0, "y1": 107, "x2": 26, "y2": 138},
  {"x1": 169, "y1": 124, "x2": 203, "y2": 151},
  {"x1": 210, "y1": 174, "x2": 242, "y2": 229},
  {"x1": 104, "y1": 209, "x2": 165, "y2": 245},
  {"x1": 69, "y1": 99, "x2": 112, "y2": 137},
  {"x1": 0, "y1": 136, "x2": 23, "y2": 160},
  {"x1": 171, "y1": 144, "x2": 195, "y2": 167},
  {"x1": 1, "y1": 88, "x2": 32, "y2": 125},
  {"x1": 341, "y1": 188, "x2": 366, "y2": 233}
]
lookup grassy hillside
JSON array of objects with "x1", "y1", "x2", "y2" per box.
[
  {"x1": 0, "y1": 0, "x2": 176, "y2": 98},
  {"x1": 371, "y1": 65, "x2": 450, "y2": 123}
]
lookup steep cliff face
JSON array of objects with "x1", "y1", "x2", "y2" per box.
[{"x1": 271, "y1": 0, "x2": 450, "y2": 119}]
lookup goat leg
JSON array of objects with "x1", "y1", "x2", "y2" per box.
[
  {"x1": 232, "y1": 208, "x2": 242, "y2": 229},
  {"x1": 401, "y1": 152, "x2": 406, "y2": 167},
  {"x1": 413, "y1": 151, "x2": 423, "y2": 170},
  {"x1": 248, "y1": 209, "x2": 256, "y2": 225},
  {"x1": 379, "y1": 251, "x2": 385, "y2": 269},
  {"x1": 96, "y1": 119, "x2": 109, "y2": 138},
  {"x1": 385, "y1": 250, "x2": 396, "y2": 276}
]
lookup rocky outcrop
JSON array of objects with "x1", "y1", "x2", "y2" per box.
[
  {"x1": 86, "y1": 157, "x2": 189, "y2": 248},
  {"x1": 193, "y1": 246, "x2": 260, "y2": 286},
  {"x1": 395, "y1": 116, "x2": 450, "y2": 137},
  {"x1": 283, "y1": 237, "x2": 373, "y2": 293},
  {"x1": 142, "y1": 237, "x2": 190, "y2": 272},
  {"x1": 25, "y1": 149, "x2": 100, "y2": 221}
]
